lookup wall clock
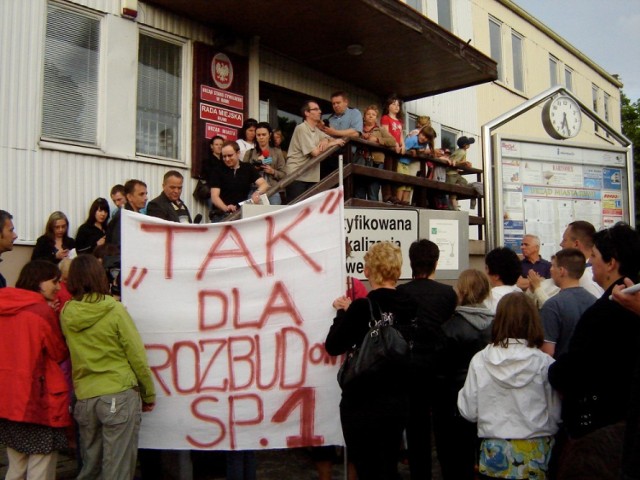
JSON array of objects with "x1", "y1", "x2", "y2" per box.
[{"x1": 542, "y1": 95, "x2": 582, "y2": 140}]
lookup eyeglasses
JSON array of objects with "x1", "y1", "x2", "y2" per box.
[{"x1": 308, "y1": 108, "x2": 321, "y2": 112}]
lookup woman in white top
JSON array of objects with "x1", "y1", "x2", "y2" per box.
[
  {"x1": 458, "y1": 292, "x2": 561, "y2": 480},
  {"x1": 236, "y1": 118, "x2": 258, "y2": 160}
]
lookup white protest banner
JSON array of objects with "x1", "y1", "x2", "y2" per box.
[{"x1": 121, "y1": 188, "x2": 345, "y2": 450}]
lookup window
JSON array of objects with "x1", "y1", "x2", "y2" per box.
[
  {"x1": 511, "y1": 32, "x2": 524, "y2": 92},
  {"x1": 564, "y1": 67, "x2": 573, "y2": 91},
  {"x1": 549, "y1": 56, "x2": 559, "y2": 86},
  {"x1": 592, "y1": 84, "x2": 599, "y2": 132},
  {"x1": 136, "y1": 34, "x2": 182, "y2": 159},
  {"x1": 438, "y1": 0, "x2": 452, "y2": 31},
  {"x1": 489, "y1": 18, "x2": 503, "y2": 81},
  {"x1": 42, "y1": 3, "x2": 100, "y2": 145},
  {"x1": 440, "y1": 127, "x2": 457, "y2": 152}
]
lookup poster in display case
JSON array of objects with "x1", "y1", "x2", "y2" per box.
[{"x1": 496, "y1": 138, "x2": 629, "y2": 260}]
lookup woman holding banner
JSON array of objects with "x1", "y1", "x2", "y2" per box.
[{"x1": 325, "y1": 241, "x2": 416, "y2": 480}]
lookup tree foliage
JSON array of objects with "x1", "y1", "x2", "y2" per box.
[{"x1": 621, "y1": 92, "x2": 640, "y2": 224}]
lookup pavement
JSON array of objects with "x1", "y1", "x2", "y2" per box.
[{"x1": 0, "y1": 445, "x2": 441, "y2": 479}]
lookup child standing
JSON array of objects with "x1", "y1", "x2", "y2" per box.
[
  {"x1": 447, "y1": 136, "x2": 475, "y2": 210},
  {"x1": 380, "y1": 95, "x2": 405, "y2": 204},
  {"x1": 458, "y1": 292, "x2": 561, "y2": 480}
]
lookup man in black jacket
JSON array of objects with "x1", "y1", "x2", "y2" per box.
[{"x1": 146, "y1": 170, "x2": 192, "y2": 224}]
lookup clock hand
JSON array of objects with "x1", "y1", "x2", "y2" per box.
[{"x1": 561, "y1": 113, "x2": 570, "y2": 135}]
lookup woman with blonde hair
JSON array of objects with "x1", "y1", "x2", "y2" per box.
[
  {"x1": 434, "y1": 269, "x2": 494, "y2": 480},
  {"x1": 32, "y1": 211, "x2": 75, "y2": 264},
  {"x1": 325, "y1": 241, "x2": 416, "y2": 479}
]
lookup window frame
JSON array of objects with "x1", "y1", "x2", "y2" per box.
[
  {"x1": 549, "y1": 55, "x2": 559, "y2": 87},
  {"x1": 564, "y1": 66, "x2": 573, "y2": 92},
  {"x1": 135, "y1": 27, "x2": 187, "y2": 162},
  {"x1": 489, "y1": 17, "x2": 504, "y2": 82},
  {"x1": 511, "y1": 30, "x2": 524, "y2": 92}
]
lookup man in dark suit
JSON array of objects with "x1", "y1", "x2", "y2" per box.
[{"x1": 146, "y1": 170, "x2": 192, "y2": 223}]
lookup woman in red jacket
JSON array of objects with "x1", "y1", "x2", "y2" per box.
[{"x1": 0, "y1": 260, "x2": 71, "y2": 480}]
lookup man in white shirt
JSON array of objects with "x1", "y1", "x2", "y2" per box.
[{"x1": 559, "y1": 220, "x2": 604, "y2": 298}]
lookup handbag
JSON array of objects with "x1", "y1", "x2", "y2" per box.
[
  {"x1": 193, "y1": 178, "x2": 210, "y2": 202},
  {"x1": 337, "y1": 298, "x2": 410, "y2": 388}
]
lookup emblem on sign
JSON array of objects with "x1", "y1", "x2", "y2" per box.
[{"x1": 211, "y1": 53, "x2": 233, "y2": 90}]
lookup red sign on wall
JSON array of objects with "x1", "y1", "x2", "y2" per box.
[
  {"x1": 205, "y1": 123, "x2": 238, "y2": 140},
  {"x1": 201, "y1": 85, "x2": 244, "y2": 110},
  {"x1": 200, "y1": 103, "x2": 244, "y2": 128}
]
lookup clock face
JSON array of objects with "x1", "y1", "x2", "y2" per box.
[{"x1": 542, "y1": 96, "x2": 582, "y2": 139}]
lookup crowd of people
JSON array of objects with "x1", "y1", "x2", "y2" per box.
[
  {"x1": 326, "y1": 221, "x2": 640, "y2": 480},
  {"x1": 1, "y1": 198, "x2": 640, "y2": 480},
  {"x1": 0, "y1": 93, "x2": 637, "y2": 480},
  {"x1": 198, "y1": 91, "x2": 477, "y2": 218}
]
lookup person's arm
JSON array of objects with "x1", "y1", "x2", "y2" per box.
[
  {"x1": 262, "y1": 149, "x2": 287, "y2": 181},
  {"x1": 250, "y1": 178, "x2": 269, "y2": 204},
  {"x1": 310, "y1": 137, "x2": 345, "y2": 157},
  {"x1": 117, "y1": 305, "x2": 156, "y2": 405},
  {"x1": 612, "y1": 278, "x2": 640, "y2": 316},
  {"x1": 516, "y1": 275, "x2": 530, "y2": 291},
  {"x1": 321, "y1": 126, "x2": 359, "y2": 138},
  {"x1": 321, "y1": 109, "x2": 362, "y2": 138},
  {"x1": 211, "y1": 187, "x2": 235, "y2": 213},
  {"x1": 541, "y1": 342, "x2": 556, "y2": 357},
  {"x1": 457, "y1": 357, "x2": 479, "y2": 422},
  {"x1": 325, "y1": 298, "x2": 368, "y2": 356},
  {"x1": 32, "y1": 236, "x2": 56, "y2": 263}
]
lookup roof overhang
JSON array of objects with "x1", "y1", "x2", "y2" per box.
[{"x1": 142, "y1": 0, "x2": 497, "y2": 100}]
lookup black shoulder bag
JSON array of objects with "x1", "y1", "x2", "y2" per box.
[{"x1": 337, "y1": 298, "x2": 410, "y2": 388}]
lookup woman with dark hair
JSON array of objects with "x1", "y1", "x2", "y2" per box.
[
  {"x1": 549, "y1": 223, "x2": 640, "y2": 473},
  {"x1": 0, "y1": 260, "x2": 71, "y2": 480},
  {"x1": 75, "y1": 198, "x2": 110, "y2": 254},
  {"x1": 32, "y1": 211, "x2": 76, "y2": 264},
  {"x1": 243, "y1": 122, "x2": 287, "y2": 205},
  {"x1": 60, "y1": 254, "x2": 155, "y2": 479},
  {"x1": 325, "y1": 241, "x2": 416, "y2": 480},
  {"x1": 434, "y1": 269, "x2": 495, "y2": 480},
  {"x1": 236, "y1": 118, "x2": 258, "y2": 160},
  {"x1": 458, "y1": 292, "x2": 560, "y2": 480}
]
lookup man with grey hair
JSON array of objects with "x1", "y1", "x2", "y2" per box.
[
  {"x1": 0, "y1": 210, "x2": 17, "y2": 288},
  {"x1": 146, "y1": 170, "x2": 192, "y2": 223},
  {"x1": 517, "y1": 233, "x2": 551, "y2": 290}
]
